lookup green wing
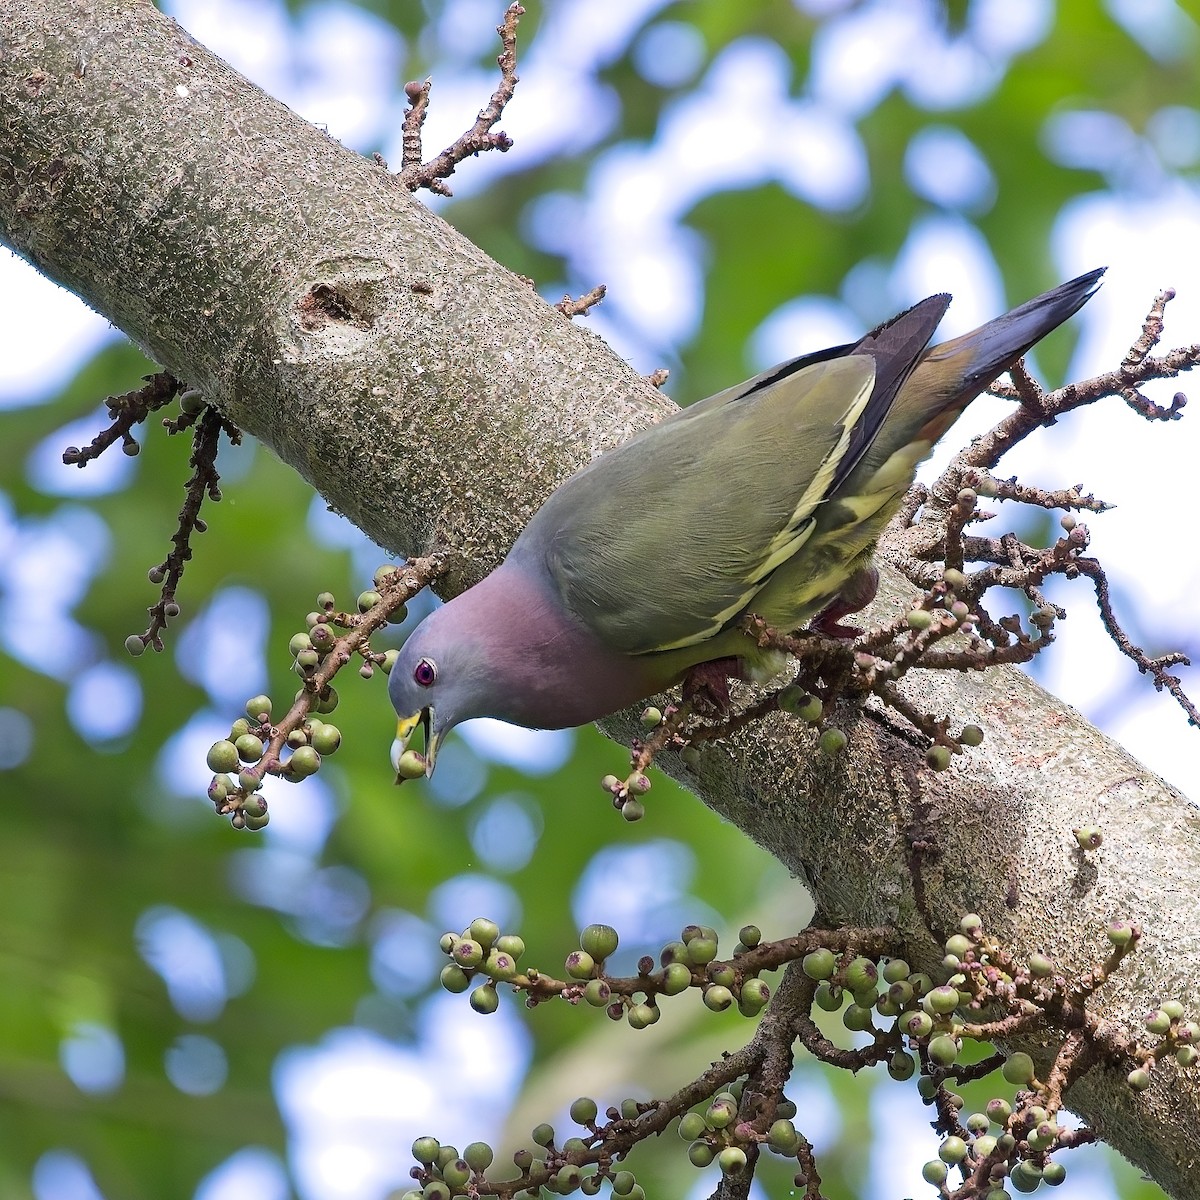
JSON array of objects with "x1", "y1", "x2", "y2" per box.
[{"x1": 529, "y1": 354, "x2": 877, "y2": 655}]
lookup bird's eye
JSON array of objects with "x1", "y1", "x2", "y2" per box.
[{"x1": 413, "y1": 658, "x2": 437, "y2": 687}]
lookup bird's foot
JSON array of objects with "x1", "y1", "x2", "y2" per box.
[
  {"x1": 681, "y1": 657, "x2": 741, "y2": 716},
  {"x1": 810, "y1": 613, "x2": 863, "y2": 639},
  {"x1": 809, "y1": 565, "x2": 879, "y2": 640}
]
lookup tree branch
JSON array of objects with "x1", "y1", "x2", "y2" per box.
[{"x1": 2, "y1": 4, "x2": 1198, "y2": 1194}]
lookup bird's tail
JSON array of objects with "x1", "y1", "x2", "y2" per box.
[{"x1": 902, "y1": 267, "x2": 1105, "y2": 443}]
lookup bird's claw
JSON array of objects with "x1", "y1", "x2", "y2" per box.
[{"x1": 681, "y1": 658, "x2": 739, "y2": 716}]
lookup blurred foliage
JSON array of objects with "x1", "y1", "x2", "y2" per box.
[{"x1": 2, "y1": 0, "x2": 1196, "y2": 1197}]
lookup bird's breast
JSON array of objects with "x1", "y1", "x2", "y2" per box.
[{"x1": 468, "y1": 564, "x2": 670, "y2": 730}]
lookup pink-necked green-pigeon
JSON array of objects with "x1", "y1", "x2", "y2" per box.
[{"x1": 390, "y1": 269, "x2": 1103, "y2": 775}]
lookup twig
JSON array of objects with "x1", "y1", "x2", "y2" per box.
[
  {"x1": 1122, "y1": 286, "x2": 1175, "y2": 371},
  {"x1": 62, "y1": 372, "x2": 181, "y2": 465},
  {"x1": 1074, "y1": 557, "x2": 1199, "y2": 726},
  {"x1": 555, "y1": 284, "x2": 607, "y2": 318},
  {"x1": 965, "y1": 474, "x2": 1113, "y2": 515},
  {"x1": 951, "y1": 289, "x2": 1199, "y2": 482},
  {"x1": 130, "y1": 405, "x2": 237, "y2": 653},
  {"x1": 395, "y1": 3, "x2": 524, "y2": 195}
]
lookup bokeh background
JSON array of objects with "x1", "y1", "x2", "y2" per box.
[{"x1": 1, "y1": 1, "x2": 1198, "y2": 1197}]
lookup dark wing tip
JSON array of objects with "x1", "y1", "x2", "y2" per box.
[
  {"x1": 919, "y1": 268, "x2": 1106, "y2": 404},
  {"x1": 1047, "y1": 266, "x2": 1107, "y2": 311},
  {"x1": 864, "y1": 292, "x2": 952, "y2": 342}
]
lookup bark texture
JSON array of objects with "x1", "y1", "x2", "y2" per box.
[{"x1": 2, "y1": 3, "x2": 1197, "y2": 1194}]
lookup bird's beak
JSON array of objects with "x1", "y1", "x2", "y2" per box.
[{"x1": 394, "y1": 707, "x2": 440, "y2": 781}]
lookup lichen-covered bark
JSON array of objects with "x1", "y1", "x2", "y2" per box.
[
  {"x1": 1, "y1": 2, "x2": 1197, "y2": 1193},
  {"x1": 0, "y1": 0, "x2": 674, "y2": 593}
]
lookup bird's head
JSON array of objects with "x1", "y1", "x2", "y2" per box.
[
  {"x1": 389, "y1": 625, "x2": 450, "y2": 780},
  {"x1": 387, "y1": 608, "x2": 487, "y2": 780}
]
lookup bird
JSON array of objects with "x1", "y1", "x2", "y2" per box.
[{"x1": 390, "y1": 268, "x2": 1104, "y2": 777}]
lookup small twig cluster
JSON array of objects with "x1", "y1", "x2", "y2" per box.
[
  {"x1": 608, "y1": 286, "x2": 1200, "y2": 807},
  {"x1": 898, "y1": 285, "x2": 1200, "y2": 726},
  {"x1": 130, "y1": 404, "x2": 236, "y2": 654},
  {"x1": 422, "y1": 918, "x2": 891, "y2": 1200},
  {"x1": 203, "y1": 559, "x2": 443, "y2": 828},
  {"x1": 61, "y1": 371, "x2": 181, "y2": 464},
  {"x1": 554, "y1": 284, "x2": 607, "y2": 318},
  {"x1": 406, "y1": 911, "x2": 1192, "y2": 1200},
  {"x1": 389, "y1": 2, "x2": 524, "y2": 196},
  {"x1": 62, "y1": 377, "x2": 241, "y2": 654}
]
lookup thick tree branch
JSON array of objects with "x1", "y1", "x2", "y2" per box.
[
  {"x1": 2, "y1": 3, "x2": 1198, "y2": 1194},
  {"x1": 0, "y1": 0, "x2": 675, "y2": 598}
]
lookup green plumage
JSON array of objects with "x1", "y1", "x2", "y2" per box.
[
  {"x1": 390, "y1": 269, "x2": 1104, "y2": 771},
  {"x1": 542, "y1": 354, "x2": 872, "y2": 652},
  {"x1": 528, "y1": 271, "x2": 1102, "y2": 670}
]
